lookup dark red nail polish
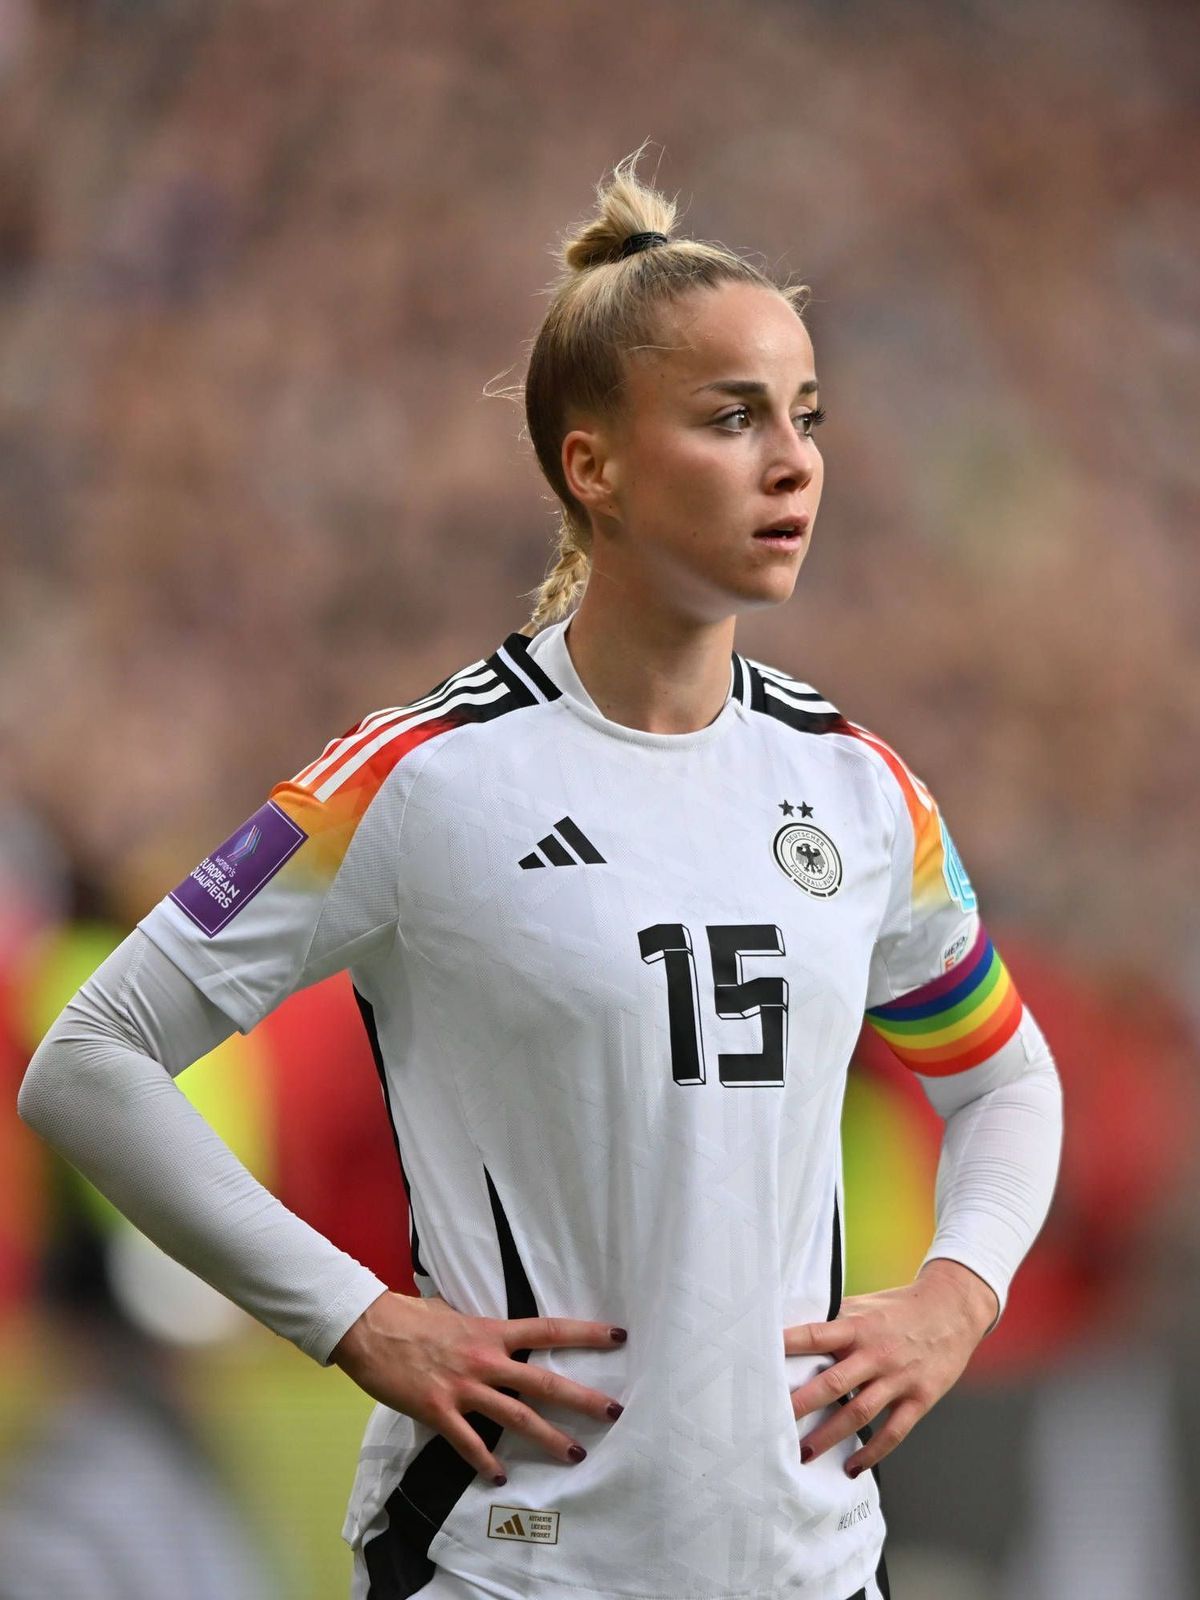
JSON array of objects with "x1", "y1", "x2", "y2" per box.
[
  {"x1": 493, "y1": 1473, "x2": 507, "y2": 1486},
  {"x1": 606, "y1": 1402, "x2": 624, "y2": 1420},
  {"x1": 610, "y1": 1327, "x2": 628, "y2": 1343},
  {"x1": 847, "y1": 1464, "x2": 861, "y2": 1479},
  {"x1": 800, "y1": 1445, "x2": 813, "y2": 1464},
  {"x1": 568, "y1": 1444, "x2": 587, "y2": 1462}
]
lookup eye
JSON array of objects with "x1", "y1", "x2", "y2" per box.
[{"x1": 715, "y1": 405, "x2": 826, "y2": 436}]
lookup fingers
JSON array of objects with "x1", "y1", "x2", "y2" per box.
[
  {"x1": 783, "y1": 1316, "x2": 857, "y2": 1356},
  {"x1": 844, "y1": 1397, "x2": 923, "y2": 1475},
  {"x1": 502, "y1": 1316, "x2": 628, "y2": 1352},
  {"x1": 432, "y1": 1402, "x2": 513, "y2": 1486},
  {"x1": 463, "y1": 1382, "x2": 589, "y2": 1469},
  {"x1": 790, "y1": 1349, "x2": 879, "y2": 1423},
  {"x1": 798, "y1": 1379, "x2": 896, "y2": 1465},
  {"x1": 424, "y1": 1363, "x2": 618, "y2": 1488},
  {"x1": 498, "y1": 1355, "x2": 625, "y2": 1427},
  {"x1": 434, "y1": 1314, "x2": 628, "y2": 1484},
  {"x1": 340, "y1": 1299, "x2": 628, "y2": 1487}
]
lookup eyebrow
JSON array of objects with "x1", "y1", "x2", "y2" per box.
[{"x1": 692, "y1": 378, "x2": 819, "y2": 399}]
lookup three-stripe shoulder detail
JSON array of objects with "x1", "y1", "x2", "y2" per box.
[
  {"x1": 290, "y1": 647, "x2": 545, "y2": 804},
  {"x1": 743, "y1": 657, "x2": 844, "y2": 732},
  {"x1": 746, "y1": 657, "x2": 938, "y2": 820}
]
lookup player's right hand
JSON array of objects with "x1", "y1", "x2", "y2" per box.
[{"x1": 329, "y1": 1290, "x2": 627, "y2": 1484}]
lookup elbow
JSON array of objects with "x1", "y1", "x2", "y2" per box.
[
  {"x1": 17, "y1": 1010, "x2": 104, "y2": 1136},
  {"x1": 17, "y1": 1036, "x2": 58, "y2": 1135}
]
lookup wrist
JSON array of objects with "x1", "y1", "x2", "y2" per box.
[
  {"x1": 330, "y1": 1287, "x2": 395, "y2": 1369},
  {"x1": 917, "y1": 1257, "x2": 999, "y2": 1340}
]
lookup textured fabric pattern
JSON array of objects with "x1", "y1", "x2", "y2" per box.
[{"x1": 116, "y1": 616, "x2": 1059, "y2": 1599}]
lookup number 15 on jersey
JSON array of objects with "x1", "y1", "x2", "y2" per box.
[{"x1": 639, "y1": 922, "x2": 788, "y2": 1088}]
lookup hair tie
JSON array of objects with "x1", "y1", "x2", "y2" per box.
[{"x1": 617, "y1": 231, "x2": 669, "y2": 260}]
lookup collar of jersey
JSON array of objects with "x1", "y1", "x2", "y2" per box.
[{"x1": 495, "y1": 620, "x2": 751, "y2": 751}]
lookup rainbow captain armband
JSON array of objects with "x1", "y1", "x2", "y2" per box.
[{"x1": 865, "y1": 923, "x2": 1024, "y2": 1077}]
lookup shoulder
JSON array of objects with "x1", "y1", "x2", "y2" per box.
[
  {"x1": 276, "y1": 634, "x2": 556, "y2": 818},
  {"x1": 738, "y1": 651, "x2": 936, "y2": 821}
]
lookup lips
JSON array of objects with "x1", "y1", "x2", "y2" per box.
[{"x1": 753, "y1": 514, "x2": 810, "y2": 540}]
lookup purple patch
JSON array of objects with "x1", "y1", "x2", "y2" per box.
[{"x1": 169, "y1": 801, "x2": 306, "y2": 937}]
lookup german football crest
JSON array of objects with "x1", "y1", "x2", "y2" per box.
[{"x1": 772, "y1": 821, "x2": 842, "y2": 898}]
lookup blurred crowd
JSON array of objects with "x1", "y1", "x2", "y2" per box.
[{"x1": 1, "y1": 0, "x2": 1198, "y2": 1595}]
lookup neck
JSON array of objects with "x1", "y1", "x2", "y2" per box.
[{"x1": 562, "y1": 582, "x2": 736, "y2": 735}]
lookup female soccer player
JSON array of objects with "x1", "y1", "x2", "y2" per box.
[{"x1": 20, "y1": 150, "x2": 1063, "y2": 1600}]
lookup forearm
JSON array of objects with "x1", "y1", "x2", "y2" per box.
[
  {"x1": 916, "y1": 1007, "x2": 1064, "y2": 1334},
  {"x1": 17, "y1": 930, "x2": 387, "y2": 1365}
]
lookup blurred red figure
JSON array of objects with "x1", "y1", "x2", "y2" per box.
[
  {"x1": 848, "y1": 929, "x2": 1199, "y2": 1598},
  {"x1": 850, "y1": 929, "x2": 1197, "y2": 1378},
  {"x1": 258, "y1": 973, "x2": 415, "y2": 1296}
]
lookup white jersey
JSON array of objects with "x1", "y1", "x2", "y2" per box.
[{"x1": 141, "y1": 615, "x2": 1027, "y2": 1600}]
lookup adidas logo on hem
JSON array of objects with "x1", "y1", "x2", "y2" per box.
[
  {"x1": 519, "y1": 816, "x2": 605, "y2": 870},
  {"x1": 487, "y1": 1504, "x2": 561, "y2": 1543}
]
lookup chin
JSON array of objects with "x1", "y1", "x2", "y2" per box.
[{"x1": 731, "y1": 569, "x2": 804, "y2": 610}]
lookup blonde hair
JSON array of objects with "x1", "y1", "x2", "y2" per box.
[{"x1": 517, "y1": 140, "x2": 810, "y2": 636}]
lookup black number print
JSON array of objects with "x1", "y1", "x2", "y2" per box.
[
  {"x1": 639, "y1": 922, "x2": 788, "y2": 1086},
  {"x1": 637, "y1": 924, "x2": 706, "y2": 1084},
  {"x1": 707, "y1": 925, "x2": 788, "y2": 1086}
]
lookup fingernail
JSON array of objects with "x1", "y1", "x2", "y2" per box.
[
  {"x1": 606, "y1": 1402, "x2": 624, "y2": 1420},
  {"x1": 493, "y1": 1473, "x2": 507, "y2": 1486},
  {"x1": 609, "y1": 1327, "x2": 628, "y2": 1343},
  {"x1": 568, "y1": 1444, "x2": 587, "y2": 1462},
  {"x1": 800, "y1": 1445, "x2": 813, "y2": 1464},
  {"x1": 847, "y1": 1464, "x2": 862, "y2": 1479}
]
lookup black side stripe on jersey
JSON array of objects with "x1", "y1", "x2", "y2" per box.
[
  {"x1": 363, "y1": 1167, "x2": 539, "y2": 1598},
  {"x1": 824, "y1": 1181, "x2": 887, "y2": 1500},
  {"x1": 876, "y1": 1548, "x2": 893, "y2": 1599},
  {"x1": 826, "y1": 1185, "x2": 842, "y2": 1323},
  {"x1": 353, "y1": 990, "x2": 427, "y2": 1280},
  {"x1": 492, "y1": 630, "x2": 565, "y2": 704}
]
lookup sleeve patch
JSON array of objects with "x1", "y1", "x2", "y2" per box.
[
  {"x1": 865, "y1": 922, "x2": 1023, "y2": 1076},
  {"x1": 940, "y1": 818, "x2": 977, "y2": 913},
  {"x1": 168, "y1": 801, "x2": 307, "y2": 937}
]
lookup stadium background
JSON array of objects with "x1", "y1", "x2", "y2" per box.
[{"x1": 1, "y1": 1, "x2": 1198, "y2": 1595}]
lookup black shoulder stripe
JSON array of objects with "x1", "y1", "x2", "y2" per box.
[
  {"x1": 746, "y1": 662, "x2": 845, "y2": 735},
  {"x1": 479, "y1": 648, "x2": 540, "y2": 709},
  {"x1": 731, "y1": 652, "x2": 747, "y2": 706},
  {"x1": 748, "y1": 660, "x2": 768, "y2": 714},
  {"x1": 493, "y1": 630, "x2": 564, "y2": 703}
]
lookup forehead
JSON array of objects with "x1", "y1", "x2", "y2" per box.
[{"x1": 639, "y1": 281, "x2": 814, "y2": 388}]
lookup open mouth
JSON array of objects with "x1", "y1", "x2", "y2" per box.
[{"x1": 753, "y1": 518, "x2": 809, "y2": 543}]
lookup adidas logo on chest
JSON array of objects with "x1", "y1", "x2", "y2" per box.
[{"x1": 519, "y1": 816, "x2": 606, "y2": 870}]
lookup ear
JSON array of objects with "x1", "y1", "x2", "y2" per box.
[{"x1": 561, "y1": 423, "x2": 621, "y2": 522}]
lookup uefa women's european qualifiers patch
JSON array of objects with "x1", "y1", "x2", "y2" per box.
[{"x1": 169, "y1": 801, "x2": 307, "y2": 937}]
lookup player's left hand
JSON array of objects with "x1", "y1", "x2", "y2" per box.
[{"x1": 783, "y1": 1259, "x2": 999, "y2": 1478}]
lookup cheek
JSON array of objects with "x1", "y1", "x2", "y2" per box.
[{"x1": 632, "y1": 438, "x2": 732, "y2": 520}]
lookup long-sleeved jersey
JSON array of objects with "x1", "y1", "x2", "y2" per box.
[{"x1": 137, "y1": 615, "x2": 1055, "y2": 1600}]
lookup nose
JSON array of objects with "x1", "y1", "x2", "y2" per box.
[{"x1": 764, "y1": 417, "x2": 819, "y2": 493}]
